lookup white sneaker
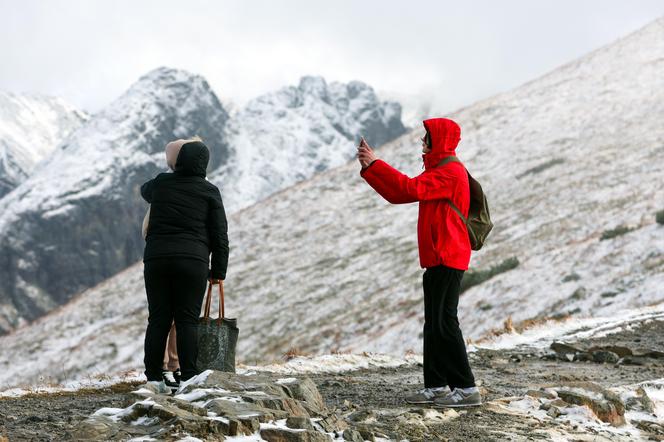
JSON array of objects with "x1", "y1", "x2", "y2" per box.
[{"x1": 141, "y1": 380, "x2": 172, "y2": 395}]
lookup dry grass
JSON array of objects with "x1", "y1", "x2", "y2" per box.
[
  {"x1": 477, "y1": 314, "x2": 571, "y2": 343},
  {"x1": 283, "y1": 347, "x2": 308, "y2": 361}
]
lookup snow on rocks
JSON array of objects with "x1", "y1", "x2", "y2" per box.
[
  {"x1": 72, "y1": 370, "x2": 350, "y2": 441},
  {"x1": 0, "y1": 369, "x2": 144, "y2": 399},
  {"x1": 494, "y1": 380, "x2": 664, "y2": 440}
]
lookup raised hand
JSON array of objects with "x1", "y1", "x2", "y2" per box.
[{"x1": 357, "y1": 137, "x2": 378, "y2": 169}]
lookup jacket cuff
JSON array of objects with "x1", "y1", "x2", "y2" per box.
[
  {"x1": 360, "y1": 159, "x2": 379, "y2": 177},
  {"x1": 209, "y1": 269, "x2": 226, "y2": 280}
]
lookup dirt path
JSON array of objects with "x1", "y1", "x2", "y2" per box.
[{"x1": 0, "y1": 383, "x2": 140, "y2": 441}]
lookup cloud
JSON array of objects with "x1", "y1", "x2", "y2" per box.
[{"x1": 1, "y1": 0, "x2": 662, "y2": 114}]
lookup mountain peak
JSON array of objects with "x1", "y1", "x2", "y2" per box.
[{"x1": 298, "y1": 75, "x2": 328, "y2": 97}]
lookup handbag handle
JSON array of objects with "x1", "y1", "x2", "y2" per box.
[{"x1": 203, "y1": 280, "x2": 225, "y2": 321}]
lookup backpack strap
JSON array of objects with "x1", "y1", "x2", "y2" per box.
[
  {"x1": 436, "y1": 155, "x2": 460, "y2": 167},
  {"x1": 435, "y1": 155, "x2": 468, "y2": 224}
]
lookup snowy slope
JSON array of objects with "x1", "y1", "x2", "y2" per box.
[
  {"x1": 1, "y1": 18, "x2": 663, "y2": 386},
  {"x1": 216, "y1": 16, "x2": 663, "y2": 358},
  {"x1": 0, "y1": 92, "x2": 88, "y2": 197},
  {"x1": 211, "y1": 76, "x2": 405, "y2": 212},
  {"x1": 0, "y1": 67, "x2": 231, "y2": 333}
]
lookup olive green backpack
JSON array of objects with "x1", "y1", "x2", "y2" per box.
[{"x1": 437, "y1": 156, "x2": 493, "y2": 250}]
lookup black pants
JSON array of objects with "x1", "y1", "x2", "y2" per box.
[
  {"x1": 423, "y1": 265, "x2": 475, "y2": 389},
  {"x1": 143, "y1": 257, "x2": 208, "y2": 382}
]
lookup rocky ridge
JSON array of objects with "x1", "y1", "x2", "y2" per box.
[{"x1": 0, "y1": 92, "x2": 88, "y2": 197}]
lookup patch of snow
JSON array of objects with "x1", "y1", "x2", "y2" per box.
[
  {"x1": 240, "y1": 353, "x2": 421, "y2": 375},
  {"x1": 175, "y1": 369, "x2": 213, "y2": 393},
  {"x1": 478, "y1": 303, "x2": 664, "y2": 352},
  {"x1": 275, "y1": 377, "x2": 298, "y2": 385}
]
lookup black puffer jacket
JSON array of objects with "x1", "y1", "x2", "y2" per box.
[{"x1": 141, "y1": 141, "x2": 229, "y2": 279}]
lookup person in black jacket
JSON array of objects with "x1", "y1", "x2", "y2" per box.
[{"x1": 140, "y1": 139, "x2": 229, "y2": 384}]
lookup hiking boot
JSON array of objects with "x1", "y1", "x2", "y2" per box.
[
  {"x1": 405, "y1": 386, "x2": 451, "y2": 404},
  {"x1": 162, "y1": 370, "x2": 180, "y2": 389},
  {"x1": 140, "y1": 380, "x2": 172, "y2": 395},
  {"x1": 434, "y1": 387, "x2": 482, "y2": 408}
]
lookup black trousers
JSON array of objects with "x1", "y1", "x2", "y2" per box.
[
  {"x1": 422, "y1": 265, "x2": 475, "y2": 389},
  {"x1": 143, "y1": 257, "x2": 208, "y2": 382}
]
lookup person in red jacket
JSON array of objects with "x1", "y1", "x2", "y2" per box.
[{"x1": 358, "y1": 117, "x2": 480, "y2": 408}]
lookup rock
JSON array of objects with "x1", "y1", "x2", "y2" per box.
[
  {"x1": 356, "y1": 427, "x2": 376, "y2": 442},
  {"x1": 633, "y1": 420, "x2": 664, "y2": 439},
  {"x1": 526, "y1": 389, "x2": 557, "y2": 400},
  {"x1": 539, "y1": 398, "x2": 567, "y2": 411},
  {"x1": 591, "y1": 350, "x2": 620, "y2": 364},
  {"x1": 347, "y1": 409, "x2": 376, "y2": 423},
  {"x1": 260, "y1": 427, "x2": 332, "y2": 442},
  {"x1": 587, "y1": 345, "x2": 633, "y2": 358},
  {"x1": 206, "y1": 397, "x2": 272, "y2": 422},
  {"x1": 555, "y1": 382, "x2": 625, "y2": 426},
  {"x1": 618, "y1": 355, "x2": 647, "y2": 365},
  {"x1": 638, "y1": 350, "x2": 664, "y2": 359},
  {"x1": 317, "y1": 412, "x2": 348, "y2": 432},
  {"x1": 286, "y1": 416, "x2": 315, "y2": 431},
  {"x1": 546, "y1": 406, "x2": 562, "y2": 418},
  {"x1": 70, "y1": 416, "x2": 119, "y2": 440},
  {"x1": 551, "y1": 342, "x2": 585, "y2": 361},
  {"x1": 343, "y1": 428, "x2": 364, "y2": 442},
  {"x1": 551, "y1": 342, "x2": 583, "y2": 355},
  {"x1": 573, "y1": 352, "x2": 593, "y2": 362},
  {"x1": 625, "y1": 387, "x2": 656, "y2": 414},
  {"x1": 79, "y1": 370, "x2": 335, "y2": 440},
  {"x1": 280, "y1": 377, "x2": 326, "y2": 414}
]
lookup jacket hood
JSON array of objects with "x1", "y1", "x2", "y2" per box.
[
  {"x1": 174, "y1": 141, "x2": 209, "y2": 177},
  {"x1": 422, "y1": 118, "x2": 461, "y2": 169}
]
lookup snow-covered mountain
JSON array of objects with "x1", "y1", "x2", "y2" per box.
[
  {"x1": 0, "y1": 70, "x2": 405, "y2": 334},
  {"x1": 212, "y1": 76, "x2": 405, "y2": 211},
  {"x1": 1, "y1": 17, "x2": 662, "y2": 387},
  {"x1": 0, "y1": 92, "x2": 88, "y2": 197},
  {"x1": 0, "y1": 67, "x2": 231, "y2": 333}
]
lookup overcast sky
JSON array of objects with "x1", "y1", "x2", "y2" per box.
[{"x1": 1, "y1": 1, "x2": 662, "y2": 117}]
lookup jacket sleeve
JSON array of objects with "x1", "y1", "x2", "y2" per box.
[
  {"x1": 140, "y1": 179, "x2": 155, "y2": 203},
  {"x1": 360, "y1": 159, "x2": 456, "y2": 203},
  {"x1": 207, "y1": 188, "x2": 229, "y2": 280}
]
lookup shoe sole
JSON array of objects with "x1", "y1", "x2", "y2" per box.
[
  {"x1": 405, "y1": 400, "x2": 434, "y2": 405},
  {"x1": 434, "y1": 402, "x2": 482, "y2": 408}
]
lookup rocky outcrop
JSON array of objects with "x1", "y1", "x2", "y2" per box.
[{"x1": 70, "y1": 371, "x2": 349, "y2": 441}]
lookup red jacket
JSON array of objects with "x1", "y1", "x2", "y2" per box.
[{"x1": 361, "y1": 118, "x2": 471, "y2": 270}]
